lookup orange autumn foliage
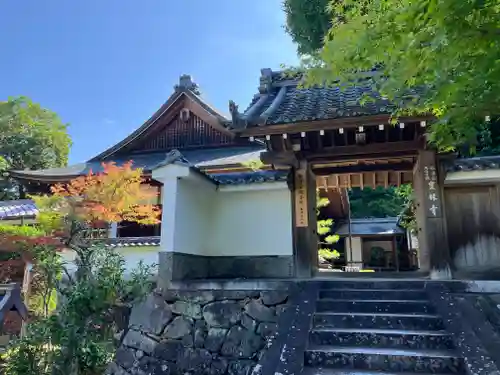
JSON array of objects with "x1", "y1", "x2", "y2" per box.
[{"x1": 50, "y1": 161, "x2": 161, "y2": 226}]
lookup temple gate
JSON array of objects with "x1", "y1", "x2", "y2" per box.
[{"x1": 230, "y1": 69, "x2": 450, "y2": 277}]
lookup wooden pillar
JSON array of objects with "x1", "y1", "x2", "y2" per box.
[
  {"x1": 292, "y1": 160, "x2": 318, "y2": 278},
  {"x1": 413, "y1": 150, "x2": 450, "y2": 272}
]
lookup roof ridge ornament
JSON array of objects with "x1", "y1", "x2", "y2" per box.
[
  {"x1": 175, "y1": 74, "x2": 201, "y2": 95},
  {"x1": 258, "y1": 68, "x2": 273, "y2": 94},
  {"x1": 228, "y1": 100, "x2": 246, "y2": 130}
]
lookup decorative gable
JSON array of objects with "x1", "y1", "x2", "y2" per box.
[{"x1": 135, "y1": 111, "x2": 235, "y2": 152}]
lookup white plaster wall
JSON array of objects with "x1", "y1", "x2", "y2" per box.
[
  {"x1": 209, "y1": 184, "x2": 293, "y2": 256},
  {"x1": 173, "y1": 178, "x2": 215, "y2": 256},
  {"x1": 60, "y1": 246, "x2": 159, "y2": 275}
]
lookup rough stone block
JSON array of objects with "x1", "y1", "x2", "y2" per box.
[
  {"x1": 221, "y1": 326, "x2": 264, "y2": 359},
  {"x1": 210, "y1": 358, "x2": 229, "y2": 375},
  {"x1": 241, "y1": 314, "x2": 258, "y2": 332},
  {"x1": 203, "y1": 300, "x2": 242, "y2": 327},
  {"x1": 115, "y1": 347, "x2": 136, "y2": 369},
  {"x1": 164, "y1": 316, "x2": 193, "y2": 339},
  {"x1": 122, "y1": 330, "x2": 158, "y2": 354},
  {"x1": 105, "y1": 362, "x2": 129, "y2": 375},
  {"x1": 244, "y1": 300, "x2": 276, "y2": 323},
  {"x1": 138, "y1": 356, "x2": 175, "y2": 375},
  {"x1": 153, "y1": 341, "x2": 183, "y2": 362},
  {"x1": 129, "y1": 294, "x2": 172, "y2": 335},
  {"x1": 176, "y1": 348, "x2": 213, "y2": 374},
  {"x1": 171, "y1": 300, "x2": 202, "y2": 319},
  {"x1": 228, "y1": 360, "x2": 256, "y2": 375},
  {"x1": 163, "y1": 290, "x2": 215, "y2": 304},
  {"x1": 205, "y1": 328, "x2": 228, "y2": 352},
  {"x1": 260, "y1": 291, "x2": 288, "y2": 306},
  {"x1": 194, "y1": 327, "x2": 207, "y2": 348},
  {"x1": 181, "y1": 332, "x2": 194, "y2": 347}
]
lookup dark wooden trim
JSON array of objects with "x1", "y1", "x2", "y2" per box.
[
  {"x1": 303, "y1": 140, "x2": 422, "y2": 161},
  {"x1": 260, "y1": 151, "x2": 299, "y2": 168},
  {"x1": 313, "y1": 161, "x2": 414, "y2": 176},
  {"x1": 184, "y1": 99, "x2": 235, "y2": 138},
  {"x1": 237, "y1": 114, "x2": 434, "y2": 137}
]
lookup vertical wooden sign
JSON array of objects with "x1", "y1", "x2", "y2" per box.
[
  {"x1": 295, "y1": 168, "x2": 308, "y2": 227},
  {"x1": 423, "y1": 165, "x2": 442, "y2": 218}
]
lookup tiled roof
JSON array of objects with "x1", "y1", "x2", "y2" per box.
[
  {"x1": 9, "y1": 146, "x2": 266, "y2": 180},
  {"x1": 335, "y1": 217, "x2": 404, "y2": 236},
  {"x1": 207, "y1": 170, "x2": 289, "y2": 185},
  {"x1": 103, "y1": 236, "x2": 161, "y2": 248},
  {"x1": 0, "y1": 200, "x2": 38, "y2": 219},
  {"x1": 229, "y1": 68, "x2": 420, "y2": 128},
  {"x1": 444, "y1": 155, "x2": 500, "y2": 172}
]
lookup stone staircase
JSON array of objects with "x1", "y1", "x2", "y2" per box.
[{"x1": 302, "y1": 280, "x2": 465, "y2": 375}]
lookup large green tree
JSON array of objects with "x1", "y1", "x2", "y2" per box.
[
  {"x1": 283, "y1": 0, "x2": 332, "y2": 55},
  {"x1": 0, "y1": 96, "x2": 71, "y2": 199},
  {"x1": 286, "y1": 0, "x2": 500, "y2": 150}
]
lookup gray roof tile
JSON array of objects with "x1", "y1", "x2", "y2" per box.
[
  {"x1": 10, "y1": 146, "x2": 266, "y2": 180},
  {"x1": 103, "y1": 236, "x2": 160, "y2": 247},
  {"x1": 0, "y1": 199, "x2": 38, "y2": 219},
  {"x1": 445, "y1": 155, "x2": 500, "y2": 172},
  {"x1": 231, "y1": 69, "x2": 421, "y2": 127},
  {"x1": 335, "y1": 217, "x2": 404, "y2": 236},
  {"x1": 207, "y1": 170, "x2": 289, "y2": 185}
]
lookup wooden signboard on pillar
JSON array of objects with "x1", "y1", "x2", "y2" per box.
[
  {"x1": 423, "y1": 165, "x2": 442, "y2": 218},
  {"x1": 295, "y1": 168, "x2": 308, "y2": 227},
  {"x1": 414, "y1": 150, "x2": 450, "y2": 272}
]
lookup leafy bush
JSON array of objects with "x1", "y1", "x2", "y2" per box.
[{"x1": 3, "y1": 245, "x2": 154, "y2": 375}]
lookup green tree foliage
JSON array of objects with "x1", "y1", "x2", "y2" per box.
[
  {"x1": 348, "y1": 185, "x2": 415, "y2": 227},
  {"x1": 294, "y1": 0, "x2": 500, "y2": 150},
  {"x1": 0, "y1": 96, "x2": 72, "y2": 199},
  {"x1": 349, "y1": 186, "x2": 406, "y2": 218},
  {"x1": 283, "y1": 0, "x2": 332, "y2": 55},
  {"x1": 317, "y1": 191, "x2": 340, "y2": 261}
]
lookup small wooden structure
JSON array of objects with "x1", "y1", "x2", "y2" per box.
[{"x1": 0, "y1": 284, "x2": 28, "y2": 341}]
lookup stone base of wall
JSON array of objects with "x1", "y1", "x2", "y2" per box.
[
  {"x1": 106, "y1": 288, "x2": 291, "y2": 375},
  {"x1": 158, "y1": 252, "x2": 294, "y2": 285}
]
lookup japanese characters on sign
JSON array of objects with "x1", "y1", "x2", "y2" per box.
[
  {"x1": 295, "y1": 169, "x2": 308, "y2": 227},
  {"x1": 424, "y1": 165, "x2": 441, "y2": 217}
]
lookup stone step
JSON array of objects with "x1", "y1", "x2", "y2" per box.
[
  {"x1": 302, "y1": 367, "x2": 460, "y2": 375},
  {"x1": 317, "y1": 299, "x2": 435, "y2": 314},
  {"x1": 319, "y1": 289, "x2": 429, "y2": 301},
  {"x1": 313, "y1": 312, "x2": 445, "y2": 331},
  {"x1": 310, "y1": 328, "x2": 453, "y2": 350},
  {"x1": 319, "y1": 281, "x2": 427, "y2": 291},
  {"x1": 304, "y1": 345, "x2": 464, "y2": 374}
]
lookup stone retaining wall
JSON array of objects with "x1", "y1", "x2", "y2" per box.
[{"x1": 106, "y1": 288, "x2": 290, "y2": 375}]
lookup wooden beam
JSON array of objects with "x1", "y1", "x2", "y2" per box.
[
  {"x1": 314, "y1": 161, "x2": 414, "y2": 176},
  {"x1": 305, "y1": 140, "x2": 422, "y2": 162},
  {"x1": 238, "y1": 114, "x2": 435, "y2": 136},
  {"x1": 384, "y1": 171, "x2": 389, "y2": 188},
  {"x1": 260, "y1": 151, "x2": 299, "y2": 168}
]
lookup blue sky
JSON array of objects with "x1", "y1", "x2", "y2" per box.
[{"x1": 0, "y1": 1, "x2": 299, "y2": 164}]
